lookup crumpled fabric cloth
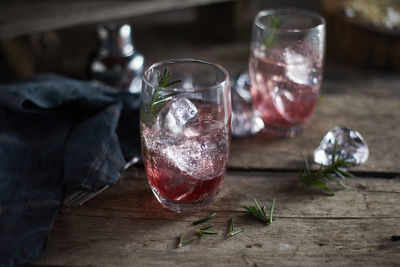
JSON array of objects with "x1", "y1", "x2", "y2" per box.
[{"x1": 0, "y1": 74, "x2": 141, "y2": 266}]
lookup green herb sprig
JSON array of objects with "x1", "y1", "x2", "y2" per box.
[
  {"x1": 264, "y1": 15, "x2": 282, "y2": 48},
  {"x1": 192, "y1": 213, "x2": 216, "y2": 226},
  {"x1": 151, "y1": 68, "x2": 181, "y2": 117},
  {"x1": 178, "y1": 234, "x2": 195, "y2": 248},
  {"x1": 228, "y1": 218, "x2": 243, "y2": 237},
  {"x1": 300, "y1": 143, "x2": 354, "y2": 195},
  {"x1": 243, "y1": 198, "x2": 276, "y2": 225},
  {"x1": 197, "y1": 224, "x2": 218, "y2": 239}
]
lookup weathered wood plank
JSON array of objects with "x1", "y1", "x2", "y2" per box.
[
  {"x1": 33, "y1": 168, "x2": 400, "y2": 266},
  {"x1": 58, "y1": 169, "x2": 400, "y2": 219},
  {"x1": 0, "y1": 0, "x2": 235, "y2": 40},
  {"x1": 34, "y1": 216, "x2": 400, "y2": 266}
]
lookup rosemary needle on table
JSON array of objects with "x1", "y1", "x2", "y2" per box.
[
  {"x1": 229, "y1": 218, "x2": 243, "y2": 237},
  {"x1": 197, "y1": 224, "x2": 218, "y2": 239},
  {"x1": 178, "y1": 234, "x2": 195, "y2": 248},
  {"x1": 192, "y1": 213, "x2": 216, "y2": 225},
  {"x1": 243, "y1": 198, "x2": 276, "y2": 225}
]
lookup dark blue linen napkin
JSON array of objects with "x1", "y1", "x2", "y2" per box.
[{"x1": 0, "y1": 74, "x2": 141, "y2": 266}]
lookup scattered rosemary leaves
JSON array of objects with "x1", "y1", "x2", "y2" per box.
[
  {"x1": 177, "y1": 200, "x2": 277, "y2": 248},
  {"x1": 243, "y1": 198, "x2": 276, "y2": 225},
  {"x1": 150, "y1": 68, "x2": 181, "y2": 118},
  {"x1": 300, "y1": 143, "x2": 354, "y2": 195}
]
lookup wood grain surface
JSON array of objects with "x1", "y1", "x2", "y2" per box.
[{"x1": 33, "y1": 168, "x2": 400, "y2": 266}]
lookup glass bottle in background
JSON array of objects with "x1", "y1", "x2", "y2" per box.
[{"x1": 90, "y1": 23, "x2": 145, "y2": 93}]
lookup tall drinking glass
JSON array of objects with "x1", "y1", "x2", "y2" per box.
[
  {"x1": 140, "y1": 59, "x2": 231, "y2": 213},
  {"x1": 249, "y1": 9, "x2": 325, "y2": 136}
]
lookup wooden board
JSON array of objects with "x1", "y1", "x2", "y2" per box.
[
  {"x1": 0, "y1": 0, "x2": 234, "y2": 40},
  {"x1": 33, "y1": 168, "x2": 400, "y2": 266}
]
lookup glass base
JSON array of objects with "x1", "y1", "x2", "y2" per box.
[
  {"x1": 260, "y1": 123, "x2": 304, "y2": 138},
  {"x1": 150, "y1": 186, "x2": 215, "y2": 213}
]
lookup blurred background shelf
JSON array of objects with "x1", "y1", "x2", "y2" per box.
[
  {"x1": 0, "y1": 0, "x2": 237, "y2": 40},
  {"x1": 0, "y1": 0, "x2": 399, "y2": 82}
]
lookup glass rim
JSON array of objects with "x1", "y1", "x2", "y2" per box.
[
  {"x1": 142, "y1": 58, "x2": 230, "y2": 93},
  {"x1": 255, "y1": 8, "x2": 326, "y2": 33}
]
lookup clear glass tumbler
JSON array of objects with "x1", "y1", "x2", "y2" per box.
[
  {"x1": 140, "y1": 59, "x2": 231, "y2": 212},
  {"x1": 249, "y1": 9, "x2": 325, "y2": 136}
]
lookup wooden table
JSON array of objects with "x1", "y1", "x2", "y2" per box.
[{"x1": 33, "y1": 54, "x2": 400, "y2": 266}]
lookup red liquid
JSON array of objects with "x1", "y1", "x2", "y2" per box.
[
  {"x1": 143, "y1": 148, "x2": 225, "y2": 202},
  {"x1": 142, "y1": 102, "x2": 229, "y2": 204},
  {"x1": 249, "y1": 47, "x2": 322, "y2": 128}
]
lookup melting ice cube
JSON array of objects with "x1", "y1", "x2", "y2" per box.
[
  {"x1": 314, "y1": 126, "x2": 369, "y2": 165},
  {"x1": 157, "y1": 97, "x2": 199, "y2": 135},
  {"x1": 231, "y1": 71, "x2": 264, "y2": 137},
  {"x1": 284, "y1": 48, "x2": 312, "y2": 85},
  {"x1": 231, "y1": 91, "x2": 264, "y2": 137}
]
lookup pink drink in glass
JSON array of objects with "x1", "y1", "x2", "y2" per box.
[
  {"x1": 249, "y1": 9, "x2": 325, "y2": 135},
  {"x1": 141, "y1": 59, "x2": 231, "y2": 212},
  {"x1": 141, "y1": 102, "x2": 229, "y2": 210},
  {"x1": 249, "y1": 45, "x2": 322, "y2": 129}
]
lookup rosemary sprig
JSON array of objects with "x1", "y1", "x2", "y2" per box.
[
  {"x1": 192, "y1": 213, "x2": 216, "y2": 226},
  {"x1": 264, "y1": 15, "x2": 281, "y2": 48},
  {"x1": 228, "y1": 218, "x2": 243, "y2": 237},
  {"x1": 300, "y1": 143, "x2": 354, "y2": 195},
  {"x1": 178, "y1": 233, "x2": 195, "y2": 248},
  {"x1": 243, "y1": 198, "x2": 276, "y2": 225},
  {"x1": 197, "y1": 224, "x2": 218, "y2": 239},
  {"x1": 151, "y1": 68, "x2": 181, "y2": 117}
]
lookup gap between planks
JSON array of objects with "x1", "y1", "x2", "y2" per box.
[
  {"x1": 59, "y1": 211, "x2": 400, "y2": 221},
  {"x1": 226, "y1": 167, "x2": 400, "y2": 179}
]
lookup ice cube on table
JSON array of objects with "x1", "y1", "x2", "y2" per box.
[
  {"x1": 231, "y1": 91, "x2": 264, "y2": 137},
  {"x1": 157, "y1": 97, "x2": 199, "y2": 134},
  {"x1": 314, "y1": 126, "x2": 369, "y2": 165},
  {"x1": 234, "y1": 71, "x2": 252, "y2": 103},
  {"x1": 231, "y1": 71, "x2": 263, "y2": 137}
]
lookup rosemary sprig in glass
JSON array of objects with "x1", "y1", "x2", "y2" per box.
[
  {"x1": 197, "y1": 224, "x2": 218, "y2": 239},
  {"x1": 264, "y1": 15, "x2": 281, "y2": 48},
  {"x1": 151, "y1": 68, "x2": 181, "y2": 117},
  {"x1": 299, "y1": 143, "x2": 354, "y2": 195},
  {"x1": 228, "y1": 218, "x2": 243, "y2": 237},
  {"x1": 243, "y1": 198, "x2": 276, "y2": 225}
]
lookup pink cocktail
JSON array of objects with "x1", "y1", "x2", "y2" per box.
[
  {"x1": 140, "y1": 59, "x2": 231, "y2": 212},
  {"x1": 249, "y1": 9, "x2": 325, "y2": 136}
]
